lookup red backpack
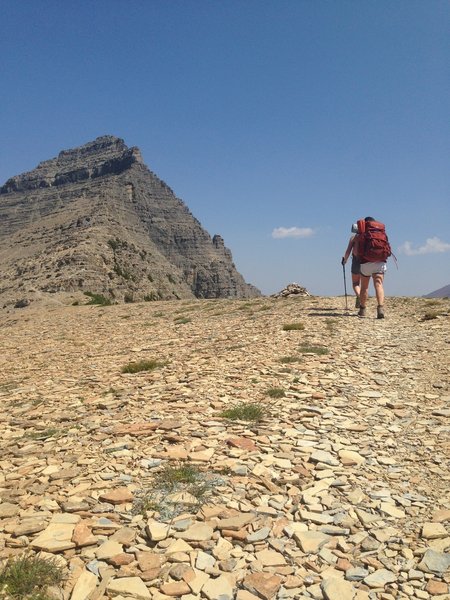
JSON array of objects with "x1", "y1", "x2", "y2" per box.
[{"x1": 357, "y1": 219, "x2": 392, "y2": 263}]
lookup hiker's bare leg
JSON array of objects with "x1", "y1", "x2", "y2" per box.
[
  {"x1": 373, "y1": 273, "x2": 384, "y2": 306},
  {"x1": 360, "y1": 275, "x2": 370, "y2": 307},
  {"x1": 352, "y1": 274, "x2": 361, "y2": 297}
]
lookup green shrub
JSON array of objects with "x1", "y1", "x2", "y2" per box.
[
  {"x1": 219, "y1": 402, "x2": 265, "y2": 421},
  {"x1": 113, "y1": 264, "x2": 132, "y2": 280},
  {"x1": 121, "y1": 359, "x2": 166, "y2": 374},
  {"x1": 84, "y1": 292, "x2": 112, "y2": 306},
  {"x1": 133, "y1": 463, "x2": 220, "y2": 520},
  {"x1": 156, "y1": 464, "x2": 202, "y2": 488},
  {"x1": 108, "y1": 238, "x2": 120, "y2": 251},
  {"x1": 25, "y1": 428, "x2": 62, "y2": 441},
  {"x1": 422, "y1": 311, "x2": 439, "y2": 321},
  {"x1": 299, "y1": 345, "x2": 329, "y2": 355},
  {"x1": 238, "y1": 302, "x2": 253, "y2": 310},
  {"x1": 174, "y1": 316, "x2": 191, "y2": 324},
  {"x1": 266, "y1": 387, "x2": 285, "y2": 398},
  {"x1": 278, "y1": 356, "x2": 300, "y2": 364},
  {"x1": 283, "y1": 323, "x2": 305, "y2": 331},
  {"x1": 0, "y1": 554, "x2": 63, "y2": 599}
]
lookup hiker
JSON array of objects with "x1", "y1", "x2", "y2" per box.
[
  {"x1": 357, "y1": 216, "x2": 391, "y2": 319},
  {"x1": 341, "y1": 223, "x2": 361, "y2": 308}
]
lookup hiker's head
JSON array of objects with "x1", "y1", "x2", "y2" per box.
[
  {"x1": 365, "y1": 216, "x2": 375, "y2": 222},
  {"x1": 351, "y1": 223, "x2": 358, "y2": 233}
]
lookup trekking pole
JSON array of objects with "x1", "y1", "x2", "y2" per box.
[{"x1": 342, "y1": 262, "x2": 349, "y2": 311}]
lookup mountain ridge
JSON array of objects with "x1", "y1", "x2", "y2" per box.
[
  {"x1": 0, "y1": 136, "x2": 260, "y2": 307},
  {"x1": 423, "y1": 284, "x2": 450, "y2": 298}
]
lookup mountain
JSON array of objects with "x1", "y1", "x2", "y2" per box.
[
  {"x1": 423, "y1": 284, "x2": 450, "y2": 298},
  {"x1": 0, "y1": 136, "x2": 260, "y2": 306}
]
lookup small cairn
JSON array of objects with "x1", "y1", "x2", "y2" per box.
[{"x1": 272, "y1": 282, "x2": 310, "y2": 298}]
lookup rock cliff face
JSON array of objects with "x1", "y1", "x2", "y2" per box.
[{"x1": 0, "y1": 136, "x2": 260, "y2": 305}]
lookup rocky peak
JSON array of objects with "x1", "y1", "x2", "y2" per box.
[
  {"x1": 0, "y1": 135, "x2": 143, "y2": 194},
  {"x1": 0, "y1": 136, "x2": 260, "y2": 305}
]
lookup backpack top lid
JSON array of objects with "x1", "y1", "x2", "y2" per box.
[{"x1": 365, "y1": 216, "x2": 375, "y2": 221}]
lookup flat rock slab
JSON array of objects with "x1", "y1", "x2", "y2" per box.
[
  {"x1": 146, "y1": 521, "x2": 171, "y2": 541},
  {"x1": 363, "y1": 569, "x2": 397, "y2": 588},
  {"x1": 202, "y1": 574, "x2": 234, "y2": 600},
  {"x1": 242, "y1": 572, "x2": 283, "y2": 600},
  {"x1": 99, "y1": 488, "x2": 133, "y2": 504},
  {"x1": 418, "y1": 549, "x2": 450, "y2": 576},
  {"x1": 216, "y1": 513, "x2": 254, "y2": 531},
  {"x1": 31, "y1": 522, "x2": 77, "y2": 552},
  {"x1": 338, "y1": 449, "x2": 365, "y2": 465},
  {"x1": 322, "y1": 577, "x2": 356, "y2": 600},
  {"x1": 70, "y1": 569, "x2": 98, "y2": 600},
  {"x1": 0, "y1": 502, "x2": 20, "y2": 518},
  {"x1": 95, "y1": 539, "x2": 124, "y2": 560},
  {"x1": 293, "y1": 530, "x2": 331, "y2": 553},
  {"x1": 175, "y1": 522, "x2": 214, "y2": 541},
  {"x1": 255, "y1": 548, "x2": 287, "y2": 566},
  {"x1": 106, "y1": 577, "x2": 151, "y2": 599},
  {"x1": 422, "y1": 522, "x2": 448, "y2": 539}
]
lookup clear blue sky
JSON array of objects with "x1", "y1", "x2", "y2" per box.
[{"x1": 1, "y1": 1, "x2": 449, "y2": 296}]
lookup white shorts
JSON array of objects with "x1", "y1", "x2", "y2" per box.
[{"x1": 360, "y1": 262, "x2": 387, "y2": 277}]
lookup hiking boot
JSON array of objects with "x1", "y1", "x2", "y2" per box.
[
  {"x1": 377, "y1": 305, "x2": 385, "y2": 319},
  {"x1": 355, "y1": 296, "x2": 360, "y2": 308},
  {"x1": 358, "y1": 307, "x2": 366, "y2": 318}
]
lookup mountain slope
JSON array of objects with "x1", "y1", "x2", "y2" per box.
[
  {"x1": 423, "y1": 284, "x2": 450, "y2": 298},
  {"x1": 0, "y1": 136, "x2": 259, "y2": 306}
]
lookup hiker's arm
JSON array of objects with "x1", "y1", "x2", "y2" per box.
[{"x1": 342, "y1": 238, "x2": 353, "y2": 265}]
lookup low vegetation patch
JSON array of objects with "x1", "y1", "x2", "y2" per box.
[
  {"x1": 219, "y1": 402, "x2": 265, "y2": 421},
  {"x1": 299, "y1": 345, "x2": 329, "y2": 355},
  {"x1": 84, "y1": 291, "x2": 112, "y2": 306},
  {"x1": 133, "y1": 463, "x2": 222, "y2": 521},
  {"x1": 156, "y1": 464, "x2": 202, "y2": 487},
  {"x1": 25, "y1": 428, "x2": 63, "y2": 441},
  {"x1": 121, "y1": 359, "x2": 166, "y2": 374},
  {"x1": 424, "y1": 300, "x2": 441, "y2": 307},
  {"x1": 282, "y1": 322, "x2": 305, "y2": 331},
  {"x1": 325, "y1": 318, "x2": 337, "y2": 332},
  {"x1": 278, "y1": 355, "x2": 300, "y2": 364},
  {"x1": 422, "y1": 311, "x2": 440, "y2": 321},
  {"x1": 174, "y1": 316, "x2": 192, "y2": 324},
  {"x1": 266, "y1": 387, "x2": 285, "y2": 399},
  {"x1": 0, "y1": 554, "x2": 64, "y2": 599}
]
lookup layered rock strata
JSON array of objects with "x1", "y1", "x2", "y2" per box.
[{"x1": 0, "y1": 136, "x2": 259, "y2": 305}]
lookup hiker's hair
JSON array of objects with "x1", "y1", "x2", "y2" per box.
[{"x1": 364, "y1": 216, "x2": 375, "y2": 221}]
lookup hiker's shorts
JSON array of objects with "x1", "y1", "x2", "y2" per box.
[
  {"x1": 351, "y1": 256, "x2": 360, "y2": 275},
  {"x1": 360, "y1": 261, "x2": 387, "y2": 277}
]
